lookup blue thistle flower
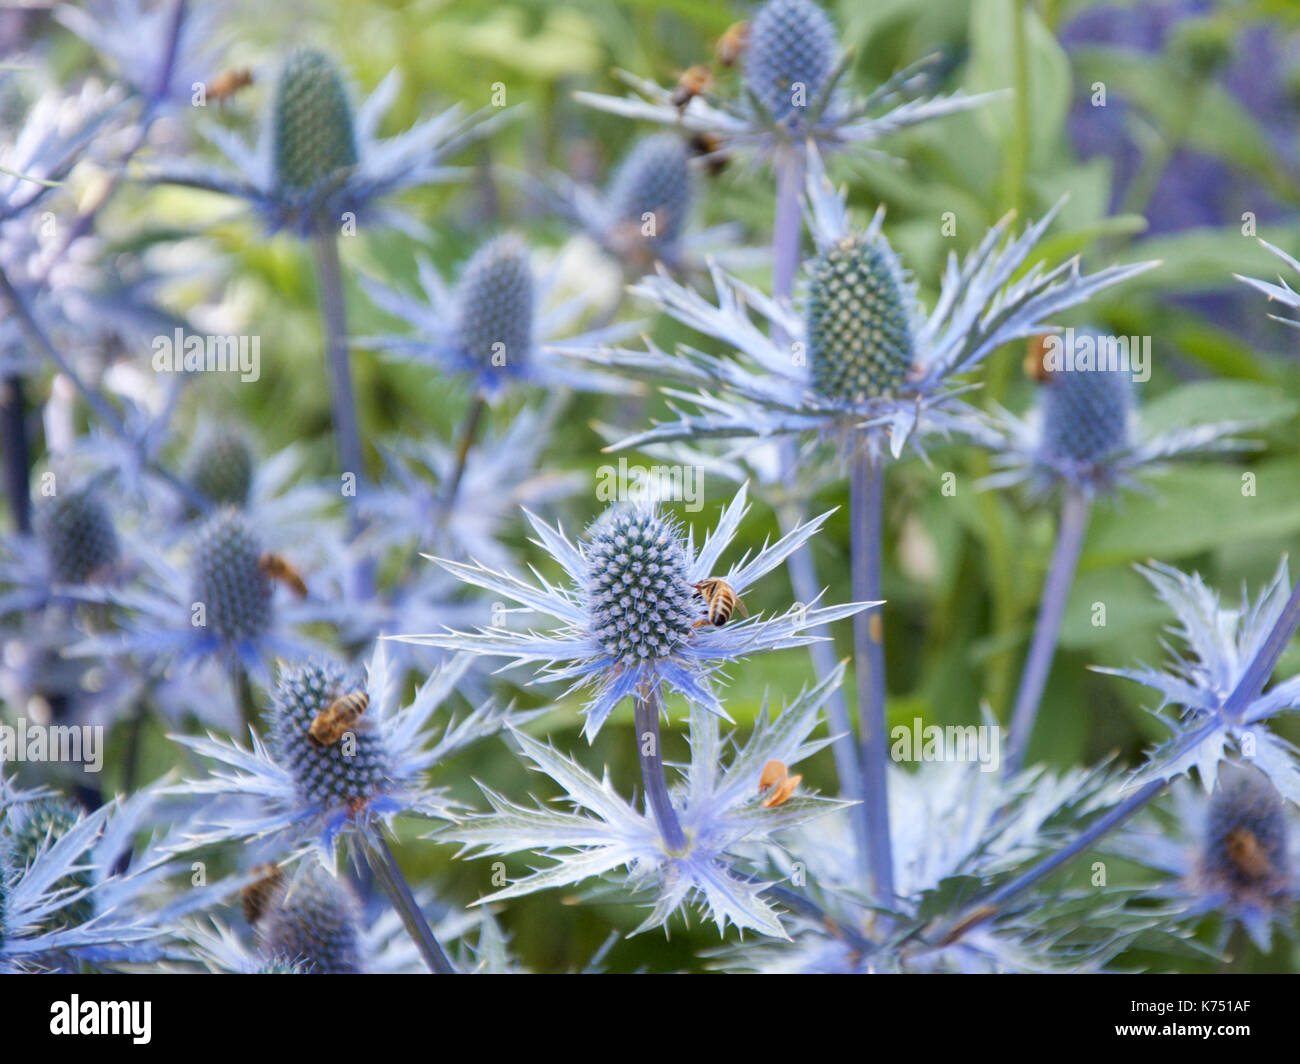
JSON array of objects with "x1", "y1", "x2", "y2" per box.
[
  {"x1": 1200, "y1": 768, "x2": 1289, "y2": 902},
  {"x1": 359, "y1": 236, "x2": 637, "y2": 398},
  {"x1": 271, "y1": 50, "x2": 360, "y2": 198},
  {"x1": 1037, "y1": 360, "x2": 1134, "y2": 467},
  {"x1": 255, "y1": 862, "x2": 364, "y2": 974},
  {"x1": 188, "y1": 427, "x2": 255, "y2": 509},
  {"x1": 36, "y1": 487, "x2": 120, "y2": 586},
  {"x1": 602, "y1": 134, "x2": 693, "y2": 264},
  {"x1": 395, "y1": 483, "x2": 876, "y2": 740},
  {"x1": 190, "y1": 508, "x2": 273, "y2": 645},
  {"x1": 6, "y1": 795, "x2": 94, "y2": 929},
  {"x1": 744, "y1": 0, "x2": 837, "y2": 125}
]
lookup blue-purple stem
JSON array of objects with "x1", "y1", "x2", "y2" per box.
[
  {"x1": 1004, "y1": 488, "x2": 1091, "y2": 774},
  {"x1": 1, "y1": 375, "x2": 31, "y2": 534},
  {"x1": 850, "y1": 446, "x2": 894, "y2": 902},
  {"x1": 635, "y1": 685, "x2": 687, "y2": 852},
  {"x1": 363, "y1": 828, "x2": 456, "y2": 974}
]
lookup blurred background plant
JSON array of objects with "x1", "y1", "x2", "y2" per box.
[{"x1": 2, "y1": 0, "x2": 1300, "y2": 972}]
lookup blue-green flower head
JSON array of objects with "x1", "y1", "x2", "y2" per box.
[
  {"x1": 744, "y1": 0, "x2": 837, "y2": 126},
  {"x1": 190, "y1": 508, "x2": 273, "y2": 644},
  {"x1": 188, "y1": 427, "x2": 255, "y2": 508},
  {"x1": 453, "y1": 236, "x2": 535, "y2": 374},
  {"x1": 37, "y1": 486, "x2": 119, "y2": 585},
  {"x1": 806, "y1": 232, "x2": 916, "y2": 404},
  {"x1": 256, "y1": 862, "x2": 363, "y2": 974},
  {"x1": 269, "y1": 660, "x2": 391, "y2": 812},
  {"x1": 1038, "y1": 346, "x2": 1135, "y2": 468},
  {"x1": 585, "y1": 505, "x2": 696, "y2": 668},
  {"x1": 5, "y1": 795, "x2": 94, "y2": 929},
  {"x1": 272, "y1": 49, "x2": 359, "y2": 196},
  {"x1": 1198, "y1": 766, "x2": 1290, "y2": 904},
  {"x1": 603, "y1": 134, "x2": 693, "y2": 256}
]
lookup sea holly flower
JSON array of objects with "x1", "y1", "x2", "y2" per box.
[
  {"x1": 1096, "y1": 559, "x2": 1300, "y2": 801},
  {"x1": 359, "y1": 234, "x2": 636, "y2": 399},
  {"x1": 978, "y1": 337, "x2": 1251, "y2": 499},
  {"x1": 582, "y1": 150, "x2": 1160, "y2": 462},
  {"x1": 1109, "y1": 766, "x2": 1298, "y2": 953},
  {"x1": 150, "y1": 47, "x2": 500, "y2": 237},
  {"x1": 395, "y1": 483, "x2": 875, "y2": 741},
  {"x1": 441, "y1": 668, "x2": 850, "y2": 938},
  {"x1": 575, "y1": 0, "x2": 989, "y2": 167},
  {"x1": 168, "y1": 647, "x2": 518, "y2": 851}
]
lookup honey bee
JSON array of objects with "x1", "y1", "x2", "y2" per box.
[
  {"x1": 307, "y1": 690, "x2": 369, "y2": 748},
  {"x1": 1225, "y1": 827, "x2": 1273, "y2": 880},
  {"x1": 205, "y1": 67, "x2": 254, "y2": 104},
  {"x1": 240, "y1": 863, "x2": 284, "y2": 925},
  {"x1": 688, "y1": 132, "x2": 732, "y2": 177},
  {"x1": 258, "y1": 552, "x2": 308, "y2": 597},
  {"x1": 671, "y1": 65, "x2": 713, "y2": 111},
  {"x1": 1023, "y1": 334, "x2": 1057, "y2": 383},
  {"x1": 758, "y1": 759, "x2": 802, "y2": 808},
  {"x1": 716, "y1": 21, "x2": 750, "y2": 68},
  {"x1": 692, "y1": 577, "x2": 748, "y2": 628}
]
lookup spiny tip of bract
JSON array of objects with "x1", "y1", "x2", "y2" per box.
[
  {"x1": 604, "y1": 134, "x2": 693, "y2": 251},
  {"x1": 584, "y1": 504, "x2": 696, "y2": 666},
  {"x1": 269, "y1": 659, "x2": 390, "y2": 810},
  {"x1": 189, "y1": 508, "x2": 273, "y2": 643},
  {"x1": 272, "y1": 48, "x2": 359, "y2": 194},
  {"x1": 188, "y1": 427, "x2": 255, "y2": 508},
  {"x1": 1038, "y1": 345, "x2": 1135, "y2": 467},
  {"x1": 37, "y1": 485, "x2": 120, "y2": 586},
  {"x1": 1199, "y1": 765, "x2": 1290, "y2": 899},
  {"x1": 256, "y1": 862, "x2": 364, "y2": 974},
  {"x1": 806, "y1": 232, "x2": 915, "y2": 404},
  {"x1": 744, "y1": 0, "x2": 838, "y2": 125},
  {"x1": 452, "y1": 235, "x2": 535, "y2": 370}
]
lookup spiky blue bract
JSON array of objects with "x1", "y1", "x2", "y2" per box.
[
  {"x1": 190, "y1": 508, "x2": 273, "y2": 644},
  {"x1": 272, "y1": 49, "x2": 359, "y2": 196},
  {"x1": 452, "y1": 236, "x2": 535, "y2": 372},
  {"x1": 5, "y1": 795, "x2": 93, "y2": 928},
  {"x1": 394, "y1": 484, "x2": 877, "y2": 740},
  {"x1": 36, "y1": 487, "x2": 119, "y2": 585},
  {"x1": 603, "y1": 134, "x2": 693, "y2": 253},
  {"x1": 269, "y1": 660, "x2": 391, "y2": 811},
  {"x1": 1237, "y1": 239, "x2": 1300, "y2": 329},
  {"x1": 806, "y1": 233, "x2": 915, "y2": 403},
  {"x1": 1039, "y1": 360, "x2": 1135, "y2": 468},
  {"x1": 256, "y1": 862, "x2": 363, "y2": 974},
  {"x1": 586, "y1": 506, "x2": 696, "y2": 666},
  {"x1": 744, "y1": 0, "x2": 837, "y2": 125},
  {"x1": 1097, "y1": 559, "x2": 1300, "y2": 802},
  {"x1": 1199, "y1": 767, "x2": 1289, "y2": 904},
  {"x1": 188, "y1": 428, "x2": 255, "y2": 508}
]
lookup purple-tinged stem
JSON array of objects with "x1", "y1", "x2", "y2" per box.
[
  {"x1": 850, "y1": 445, "x2": 893, "y2": 902},
  {"x1": 634, "y1": 685, "x2": 687, "y2": 852},
  {"x1": 1004, "y1": 488, "x2": 1091, "y2": 774},
  {"x1": 438, "y1": 394, "x2": 487, "y2": 520},
  {"x1": 771, "y1": 147, "x2": 805, "y2": 312},
  {"x1": 311, "y1": 229, "x2": 364, "y2": 489},
  {"x1": 1, "y1": 375, "x2": 31, "y2": 534},
  {"x1": 363, "y1": 828, "x2": 456, "y2": 974}
]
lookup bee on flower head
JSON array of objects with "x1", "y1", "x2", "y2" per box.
[
  {"x1": 692, "y1": 578, "x2": 748, "y2": 628},
  {"x1": 715, "y1": 21, "x2": 750, "y2": 68},
  {"x1": 240, "y1": 863, "x2": 285, "y2": 925},
  {"x1": 307, "y1": 690, "x2": 369, "y2": 748},
  {"x1": 258, "y1": 552, "x2": 308, "y2": 597},
  {"x1": 670, "y1": 65, "x2": 713, "y2": 111},
  {"x1": 1023, "y1": 334, "x2": 1057, "y2": 383},
  {"x1": 205, "y1": 67, "x2": 254, "y2": 105}
]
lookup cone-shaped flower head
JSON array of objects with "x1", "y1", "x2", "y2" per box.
[
  {"x1": 272, "y1": 49, "x2": 358, "y2": 195},
  {"x1": 1038, "y1": 356, "x2": 1135, "y2": 468},
  {"x1": 5, "y1": 795, "x2": 93, "y2": 928},
  {"x1": 268, "y1": 660, "x2": 390, "y2": 810},
  {"x1": 256, "y1": 862, "x2": 363, "y2": 974},
  {"x1": 37, "y1": 487, "x2": 119, "y2": 585},
  {"x1": 744, "y1": 0, "x2": 837, "y2": 125},
  {"x1": 1198, "y1": 768, "x2": 1289, "y2": 905},
  {"x1": 806, "y1": 233, "x2": 915, "y2": 404},
  {"x1": 452, "y1": 236, "x2": 535, "y2": 372},
  {"x1": 190, "y1": 508, "x2": 273, "y2": 643},
  {"x1": 585, "y1": 505, "x2": 697, "y2": 667},
  {"x1": 603, "y1": 134, "x2": 693, "y2": 254},
  {"x1": 188, "y1": 428, "x2": 255, "y2": 508}
]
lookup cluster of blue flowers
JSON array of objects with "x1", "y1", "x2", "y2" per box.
[{"x1": 0, "y1": 0, "x2": 1298, "y2": 975}]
